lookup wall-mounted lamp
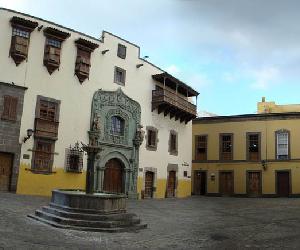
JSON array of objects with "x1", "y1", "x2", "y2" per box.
[
  {"x1": 23, "y1": 129, "x2": 34, "y2": 143},
  {"x1": 182, "y1": 161, "x2": 189, "y2": 167},
  {"x1": 261, "y1": 160, "x2": 267, "y2": 171},
  {"x1": 101, "y1": 49, "x2": 109, "y2": 55},
  {"x1": 37, "y1": 25, "x2": 43, "y2": 31},
  {"x1": 136, "y1": 63, "x2": 144, "y2": 68}
]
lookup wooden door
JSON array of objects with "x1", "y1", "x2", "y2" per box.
[
  {"x1": 103, "y1": 159, "x2": 124, "y2": 193},
  {"x1": 144, "y1": 171, "x2": 154, "y2": 198},
  {"x1": 194, "y1": 171, "x2": 206, "y2": 195},
  {"x1": 167, "y1": 171, "x2": 176, "y2": 197},
  {"x1": 0, "y1": 153, "x2": 13, "y2": 191},
  {"x1": 247, "y1": 171, "x2": 261, "y2": 197},
  {"x1": 277, "y1": 171, "x2": 290, "y2": 197},
  {"x1": 219, "y1": 171, "x2": 234, "y2": 196}
]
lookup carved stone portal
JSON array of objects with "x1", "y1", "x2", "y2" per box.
[{"x1": 89, "y1": 88, "x2": 142, "y2": 199}]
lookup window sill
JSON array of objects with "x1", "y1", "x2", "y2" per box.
[
  {"x1": 114, "y1": 81, "x2": 125, "y2": 86},
  {"x1": 146, "y1": 145, "x2": 157, "y2": 151},
  {"x1": 25, "y1": 168, "x2": 56, "y2": 175}
]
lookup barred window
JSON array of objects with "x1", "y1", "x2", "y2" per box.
[
  {"x1": 195, "y1": 135, "x2": 207, "y2": 160},
  {"x1": 33, "y1": 139, "x2": 54, "y2": 172},
  {"x1": 114, "y1": 66, "x2": 126, "y2": 85},
  {"x1": 65, "y1": 143, "x2": 83, "y2": 173},
  {"x1": 117, "y1": 44, "x2": 126, "y2": 59}
]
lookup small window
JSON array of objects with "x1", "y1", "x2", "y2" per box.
[
  {"x1": 146, "y1": 127, "x2": 158, "y2": 150},
  {"x1": 1, "y1": 95, "x2": 18, "y2": 121},
  {"x1": 220, "y1": 134, "x2": 233, "y2": 160},
  {"x1": 247, "y1": 133, "x2": 260, "y2": 161},
  {"x1": 183, "y1": 171, "x2": 188, "y2": 177},
  {"x1": 195, "y1": 135, "x2": 207, "y2": 160},
  {"x1": 114, "y1": 66, "x2": 126, "y2": 85},
  {"x1": 111, "y1": 116, "x2": 125, "y2": 136},
  {"x1": 117, "y1": 44, "x2": 126, "y2": 59},
  {"x1": 169, "y1": 130, "x2": 178, "y2": 155},
  {"x1": 32, "y1": 139, "x2": 54, "y2": 172},
  {"x1": 65, "y1": 143, "x2": 83, "y2": 173},
  {"x1": 39, "y1": 100, "x2": 57, "y2": 122},
  {"x1": 276, "y1": 130, "x2": 289, "y2": 160}
]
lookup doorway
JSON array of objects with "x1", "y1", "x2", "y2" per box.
[
  {"x1": 247, "y1": 171, "x2": 262, "y2": 197},
  {"x1": 144, "y1": 171, "x2": 154, "y2": 198},
  {"x1": 166, "y1": 170, "x2": 176, "y2": 198},
  {"x1": 219, "y1": 171, "x2": 234, "y2": 196},
  {"x1": 193, "y1": 170, "x2": 207, "y2": 195},
  {"x1": 103, "y1": 158, "x2": 124, "y2": 193},
  {"x1": 276, "y1": 171, "x2": 290, "y2": 197},
  {"x1": 0, "y1": 153, "x2": 13, "y2": 192}
]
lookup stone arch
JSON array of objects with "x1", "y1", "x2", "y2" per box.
[{"x1": 95, "y1": 151, "x2": 131, "y2": 193}]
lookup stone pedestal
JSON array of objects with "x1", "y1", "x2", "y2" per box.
[{"x1": 28, "y1": 189, "x2": 147, "y2": 232}]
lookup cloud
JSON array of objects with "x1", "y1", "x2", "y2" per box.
[
  {"x1": 166, "y1": 65, "x2": 181, "y2": 76},
  {"x1": 250, "y1": 67, "x2": 280, "y2": 90},
  {"x1": 187, "y1": 73, "x2": 211, "y2": 90}
]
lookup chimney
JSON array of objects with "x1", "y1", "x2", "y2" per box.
[{"x1": 262, "y1": 97, "x2": 266, "y2": 102}]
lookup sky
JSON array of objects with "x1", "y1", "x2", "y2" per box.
[{"x1": 1, "y1": 0, "x2": 300, "y2": 116}]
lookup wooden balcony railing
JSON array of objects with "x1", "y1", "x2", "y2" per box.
[{"x1": 152, "y1": 88, "x2": 197, "y2": 123}]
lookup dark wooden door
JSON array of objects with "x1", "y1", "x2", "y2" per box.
[
  {"x1": 247, "y1": 172, "x2": 261, "y2": 197},
  {"x1": 103, "y1": 159, "x2": 123, "y2": 193},
  {"x1": 144, "y1": 171, "x2": 154, "y2": 198},
  {"x1": 219, "y1": 171, "x2": 234, "y2": 196},
  {"x1": 194, "y1": 171, "x2": 206, "y2": 195},
  {"x1": 0, "y1": 153, "x2": 13, "y2": 191},
  {"x1": 167, "y1": 171, "x2": 176, "y2": 197},
  {"x1": 277, "y1": 171, "x2": 290, "y2": 197}
]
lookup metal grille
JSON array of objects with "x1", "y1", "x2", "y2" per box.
[
  {"x1": 46, "y1": 38, "x2": 61, "y2": 48},
  {"x1": 65, "y1": 142, "x2": 83, "y2": 173}
]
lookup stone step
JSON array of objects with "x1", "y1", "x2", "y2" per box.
[
  {"x1": 49, "y1": 202, "x2": 126, "y2": 215},
  {"x1": 28, "y1": 214, "x2": 147, "y2": 233},
  {"x1": 35, "y1": 209, "x2": 141, "y2": 228},
  {"x1": 42, "y1": 206, "x2": 137, "y2": 221}
]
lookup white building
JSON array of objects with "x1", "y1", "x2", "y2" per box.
[{"x1": 0, "y1": 8, "x2": 198, "y2": 199}]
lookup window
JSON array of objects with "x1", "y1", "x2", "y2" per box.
[
  {"x1": 195, "y1": 135, "x2": 207, "y2": 160},
  {"x1": 43, "y1": 37, "x2": 61, "y2": 74},
  {"x1": 65, "y1": 143, "x2": 83, "y2": 173},
  {"x1": 220, "y1": 134, "x2": 233, "y2": 160},
  {"x1": 39, "y1": 100, "x2": 57, "y2": 122},
  {"x1": 169, "y1": 130, "x2": 178, "y2": 155},
  {"x1": 75, "y1": 49, "x2": 91, "y2": 82},
  {"x1": 1, "y1": 95, "x2": 18, "y2": 121},
  {"x1": 74, "y1": 38, "x2": 99, "y2": 83},
  {"x1": 114, "y1": 66, "x2": 126, "y2": 85},
  {"x1": 117, "y1": 44, "x2": 127, "y2": 59},
  {"x1": 247, "y1": 133, "x2": 260, "y2": 161},
  {"x1": 32, "y1": 139, "x2": 54, "y2": 172},
  {"x1": 111, "y1": 116, "x2": 125, "y2": 136},
  {"x1": 9, "y1": 16, "x2": 38, "y2": 65},
  {"x1": 276, "y1": 130, "x2": 289, "y2": 160},
  {"x1": 146, "y1": 126, "x2": 158, "y2": 151}
]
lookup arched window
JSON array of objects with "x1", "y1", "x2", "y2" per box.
[{"x1": 111, "y1": 116, "x2": 125, "y2": 136}]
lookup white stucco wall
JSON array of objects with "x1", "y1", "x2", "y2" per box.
[{"x1": 0, "y1": 8, "x2": 192, "y2": 181}]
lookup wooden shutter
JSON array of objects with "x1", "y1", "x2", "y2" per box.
[{"x1": 2, "y1": 96, "x2": 18, "y2": 121}]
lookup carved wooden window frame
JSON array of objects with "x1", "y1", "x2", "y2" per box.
[
  {"x1": 169, "y1": 130, "x2": 178, "y2": 156},
  {"x1": 117, "y1": 43, "x2": 127, "y2": 59},
  {"x1": 43, "y1": 27, "x2": 70, "y2": 74},
  {"x1": 1, "y1": 95, "x2": 18, "y2": 121},
  {"x1": 146, "y1": 126, "x2": 159, "y2": 151},
  {"x1": 74, "y1": 38, "x2": 99, "y2": 83},
  {"x1": 31, "y1": 138, "x2": 55, "y2": 173},
  {"x1": 275, "y1": 129, "x2": 290, "y2": 160},
  {"x1": 114, "y1": 66, "x2": 126, "y2": 85},
  {"x1": 195, "y1": 135, "x2": 207, "y2": 160},
  {"x1": 9, "y1": 16, "x2": 38, "y2": 66}
]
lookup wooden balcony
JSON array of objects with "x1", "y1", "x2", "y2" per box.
[
  {"x1": 152, "y1": 88, "x2": 197, "y2": 123},
  {"x1": 34, "y1": 118, "x2": 59, "y2": 140}
]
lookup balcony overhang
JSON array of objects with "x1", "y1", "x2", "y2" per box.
[{"x1": 152, "y1": 72, "x2": 199, "y2": 97}]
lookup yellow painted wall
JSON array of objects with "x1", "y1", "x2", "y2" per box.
[
  {"x1": 192, "y1": 116, "x2": 300, "y2": 195},
  {"x1": 257, "y1": 99, "x2": 300, "y2": 114},
  {"x1": 177, "y1": 179, "x2": 192, "y2": 198},
  {"x1": 17, "y1": 163, "x2": 86, "y2": 196}
]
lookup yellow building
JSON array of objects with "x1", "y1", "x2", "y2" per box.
[{"x1": 192, "y1": 99, "x2": 300, "y2": 197}]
